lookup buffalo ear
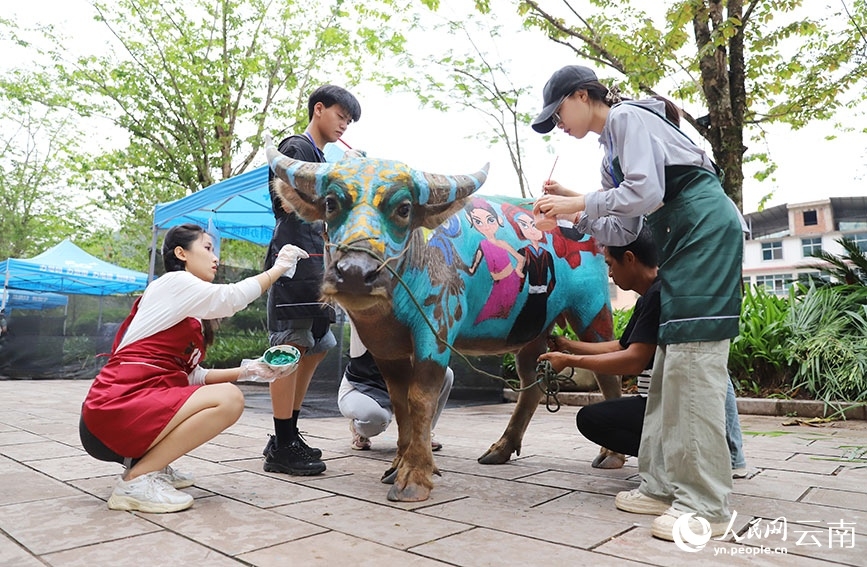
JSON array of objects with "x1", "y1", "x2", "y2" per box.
[
  {"x1": 273, "y1": 179, "x2": 324, "y2": 222},
  {"x1": 414, "y1": 197, "x2": 471, "y2": 230}
]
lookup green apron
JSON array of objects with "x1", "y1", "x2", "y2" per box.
[{"x1": 612, "y1": 161, "x2": 743, "y2": 344}]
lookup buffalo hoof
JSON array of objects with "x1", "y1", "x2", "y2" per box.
[
  {"x1": 477, "y1": 445, "x2": 512, "y2": 465},
  {"x1": 591, "y1": 448, "x2": 627, "y2": 469},
  {"x1": 387, "y1": 482, "x2": 431, "y2": 502},
  {"x1": 381, "y1": 467, "x2": 397, "y2": 484}
]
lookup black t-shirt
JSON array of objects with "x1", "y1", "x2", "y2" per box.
[
  {"x1": 618, "y1": 277, "x2": 661, "y2": 371},
  {"x1": 265, "y1": 134, "x2": 335, "y2": 325}
]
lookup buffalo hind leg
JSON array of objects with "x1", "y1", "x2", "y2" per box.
[{"x1": 478, "y1": 336, "x2": 547, "y2": 464}]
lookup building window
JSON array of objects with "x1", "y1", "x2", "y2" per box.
[
  {"x1": 801, "y1": 237, "x2": 822, "y2": 257},
  {"x1": 755, "y1": 274, "x2": 793, "y2": 295},
  {"x1": 802, "y1": 210, "x2": 818, "y2": 226},
  {"x1": 761, "y1": 241, "x2": 783, "y2": 261},
  {"x1": 852, "y1": 232, "x2": 867, "y2": 253}
]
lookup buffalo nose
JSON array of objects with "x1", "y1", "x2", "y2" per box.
[{"x1": 334, "y1": 256, "x2": 379, "y2": 290}]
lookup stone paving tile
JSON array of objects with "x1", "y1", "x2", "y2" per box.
[
  {"x1": 0, "y1": 533, "x2": 45, "y2": 567},
  {"x1": 0, "y1": 494, "x2": 161, "y2": 556},
  {"x1": 411, "y1": 526, "x2": 648, "y2": 566},
  {"x1": 274, "y1": 494, "x2": 471, "y2": 549},
  {"x1": 236, "y1": 530, "x2": 448, "y2": 566},
  {"x1": 41, "y1": 530, "x2": 245, "y2": 567},
  {"x1": 195, "y1": 470, "x2": 333, "y2": 509},
  {"x1": 26, "y1": 453, "x2": 118, "y2": 482},
  {"x1": 0, "y1": 440, "x2": 86, "y2": 462},
  {"x1": 3, "y1": 380, "x2": 867, "y2": 565},
  {"x1": 0, "y1": 460, "x2": 82, "y2": 506},
  {"x1": 146, "y1": 495, "x2": 328, "y2": 556},
  {"x1": 0, "y1": 430, "x2": 45, "y2": 446},
  {"x1": 416, "y1": 496, "x2": 633, "y2": 549}
]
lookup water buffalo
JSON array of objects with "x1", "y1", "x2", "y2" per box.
[{"x1": 265, "y1": 137, "x2": 620, "y2": 502}]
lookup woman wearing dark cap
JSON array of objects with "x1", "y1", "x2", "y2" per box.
[{"x1": 531, "y1": 64, "x2": 744, "y2": 541}]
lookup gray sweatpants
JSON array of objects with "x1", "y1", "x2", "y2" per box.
[
  {"x1": 338, "y1": 368, "x2": 454, "y2": 439},
  {"x1": 638, "y1": 340, "x2": 733, "y2": 523}
]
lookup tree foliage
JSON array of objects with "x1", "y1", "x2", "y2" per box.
[
  {"x1": 0, "y1": 70, "x2": 91, "y2": 259},
  {"x1": 2, "y1": 0, "x2": 411, "y2": 269},
  {"x1": 506, "y1": 0, "x2": 867, "y2": 210}
]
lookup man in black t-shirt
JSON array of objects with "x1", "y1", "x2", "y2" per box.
[{"x1": 262, "y1": 85, "x2": 362, "y2": 476}]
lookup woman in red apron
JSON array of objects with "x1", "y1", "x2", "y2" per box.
[{"x1": 81, "y1": 223, "x2": 306, "y2": 513}]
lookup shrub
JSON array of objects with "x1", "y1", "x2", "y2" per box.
[
  {"x1": 728, "y1": 285, "x2": 794, "y2": 390},
  {"x1": 785, "y1": 284, "x2": 867, "y2": 407},
  {"x1": 205, "y1": 329, "x2": 270, "y2": 368}
]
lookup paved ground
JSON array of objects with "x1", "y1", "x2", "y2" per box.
[{"x1": 1, "y1": 380, "x2": 866, "y2": 566}]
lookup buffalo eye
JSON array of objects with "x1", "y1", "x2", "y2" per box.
[
  {"x1": 395, "y1": 202, "x2": 411, "y2": 221},
  {"x1": 324, "y1": 195, "x2": 339, "y2": 216}
]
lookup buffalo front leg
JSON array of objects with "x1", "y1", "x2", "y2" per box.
[
  {"x1": 478, "y1": 337, "x2": 546, "y2": 464},
  {"x1": 378, "y1": 358, "x2": 443, "y2": 502}
]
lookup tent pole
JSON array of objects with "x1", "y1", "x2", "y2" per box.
[
  {"x1": 97, "y1": 296, "x2": 104, "y2": 330},
  {"x1": 148, "y1": 226, "x2": 159, "y2": 281},
  {"x1": 2, "y1": 265, "x2": 9, "y2": 310}
]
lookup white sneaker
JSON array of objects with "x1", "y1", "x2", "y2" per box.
[
  {"x1": 732, "y1": 467, "x2": 749, "y2": 479},
  {"x1": 158, "y1": 464, "x2": 195, "y2": 489},
  {"x1": 108, "y1": 472, "x2": 193, "y2": 513},
  {"x1": 651, "y1": 507, "x2": 729, "y2": 541},
  {"x1": 350, "y1": 421, "x2": 371, "y2": 450},
  {"x1": 430, "y1": 432, "x2": 443, "y2": 452},
  {"x1": 615, "y1": 488, "x2": 671, "y2": 515}
]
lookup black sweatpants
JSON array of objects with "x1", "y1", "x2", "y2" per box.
[{"x1": 575, "y1": 395, "x2": 646, "y2": 457}]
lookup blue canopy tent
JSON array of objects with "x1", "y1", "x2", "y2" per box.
[
  {"x1": 0, "y1": 239, "x2": 148, "y2": 300},
  {"x1": 149, "y1": 144, "x2": 348, "y2": 278},
  {"x1": 0, "y1": 239, "x2": 148, "y2": 337},
  {"x1": 150, "y1": 165, "x2": 273, "y2": 277},
  {"x1": 2, "y1": 289, "x2": 68, "y2": 312}
]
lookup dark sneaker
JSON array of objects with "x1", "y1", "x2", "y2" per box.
[
  {"x1": 264, "y1": 438, "x2": 326, "y2": 476},
  {"x1": 296, "y1": 433, "x2": 323, "y2": 460},
  {"x1": 263, "y1": 434, "x2": 322, "y2": 460}
]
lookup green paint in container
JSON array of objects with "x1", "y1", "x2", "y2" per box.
[{"x1": 261, "y1": 345, "x2": 301, "y2": 370}]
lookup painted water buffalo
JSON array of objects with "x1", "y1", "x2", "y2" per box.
[{"x1": 265, "y1": 137, "x2": 620, "y2": 502}]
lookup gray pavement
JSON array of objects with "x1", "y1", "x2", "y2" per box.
[{"x1": 1, "y1": 379, "x2": 866, "y2": 566}]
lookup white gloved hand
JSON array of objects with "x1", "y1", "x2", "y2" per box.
[
  {"x1": 344, "y1": 149, "x2": 366, "y2": 158},
  {"x1": 273, "y1": 244, "x2": 309, "y2": 279},
  {"x1": 238, "y1": 359, "x2": 293, "y2": 383}
]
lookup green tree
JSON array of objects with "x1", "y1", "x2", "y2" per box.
[
  {"x1": 495, "y1": 0, "x2": 867, "y2": 210},
  {"x1": 0, "y1": 70, "x2": 90, "y2": 259},
  {"x1": 9, "y1": 0, "x2": 411, "y2": 269}
]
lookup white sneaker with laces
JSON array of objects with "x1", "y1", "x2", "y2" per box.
[
  {"x1": 615, "y1": 488, "x2": 671, "y2": 515},
  {"x1": 107, "y1": 471, "x2": 193, "y2": 513},
  {"x1": 159, "y1": 464, "x2": 195, "y2": 489}
]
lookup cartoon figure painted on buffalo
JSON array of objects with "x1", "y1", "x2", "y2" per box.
[
  {"x1": 265, "y1": 136, "x2": 621, "y2": 502},
  {"x1": 464, "y1": 198, "x2": 525, "y2": 324}
]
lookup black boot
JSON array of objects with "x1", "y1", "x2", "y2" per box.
[{"x1": 263, "y1": 437, "x2": 326, "y2": 476}]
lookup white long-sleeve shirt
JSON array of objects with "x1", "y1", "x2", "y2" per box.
[{"x1": 116, "y1": 271, "x2": 262, "y2": 353}]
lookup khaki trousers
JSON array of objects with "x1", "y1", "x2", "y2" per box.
[{"x1": 637, "y1": 340, "x2": 732, "y2": 523}]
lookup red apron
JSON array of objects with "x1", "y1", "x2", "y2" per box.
[{"x1": 81, "y1": 298, "x2": 206, "y2": 457}]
